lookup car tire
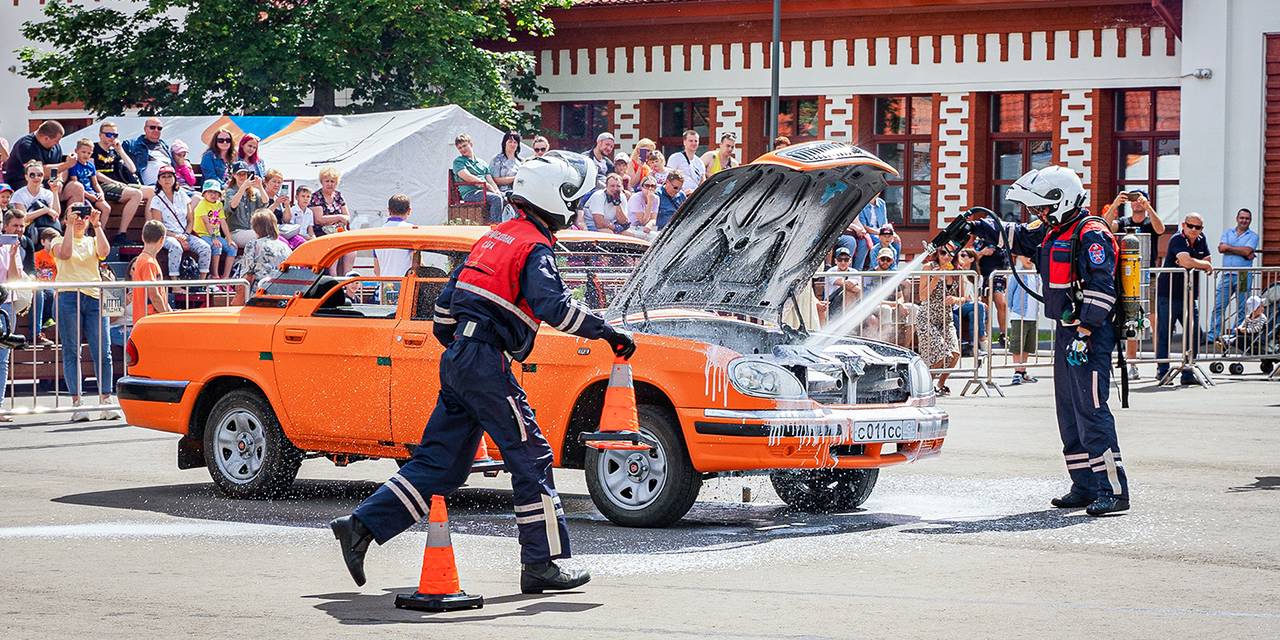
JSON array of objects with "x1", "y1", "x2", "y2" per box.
[
  {"x1": 585, "y1": 404, "x2": 701, "y2": 528},
  {"x1": 769, "y1": 468, "x2": 880, "y2": 513},
  {"x1": 203, "y1": 389, "x2": 302, "y2": 499}
]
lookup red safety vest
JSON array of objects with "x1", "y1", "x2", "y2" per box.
[
  {"x1": 455, "y1": 216, "x2": 552, "y2": 329},
  {"x1": 1045, "y1": 216, "x2": 1116, "y2": 289}
]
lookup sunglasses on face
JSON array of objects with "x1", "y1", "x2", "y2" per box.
[
  {"x1": 216, "y1": 138, "x2": 231, "y2": 143},
  {"x1": 26, "y1": 172, "x2": 42, "y2": 179},
  {"x1": 533, "y1": 147, "x2": 548, "y2": 153},
  {"x1": 1184, "y1": 223, "x2": 1203, "y2": 230},
  {"x1": 103, "y1": 132, "x2": 119, "y2": 139},
  {"x1": 146, "y1": 125, "x2": 163, "y2": 131},
  {"x1": 642, "y1": 183, "x2": 657, "y2": 189}
]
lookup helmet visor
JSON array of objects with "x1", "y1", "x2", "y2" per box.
[{"x1": 544, "y1": 150, "x2": 593, "y2": 201}]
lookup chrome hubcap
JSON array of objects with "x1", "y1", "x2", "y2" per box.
[
  {"x1": 214, "y1": 410, "x2": 266, "y2": 484},
  {"x1": 596, "y1": 428, "x2": 667, "y2": 511}
]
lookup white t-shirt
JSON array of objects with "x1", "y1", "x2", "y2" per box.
[
  {"x1": 12, "y1": 186, "x2": 55, "y2": 212},
  {"x1": 582, "y1": 189, "x2": 623, "y2": 232},
  {"x1": 627, "y1": 191, "x2": 657, "y2": 226},
  {"x1": 142, "y1": 146, "x2": 170, "y2": 185},
  {"x1": 665, "y1": 150, "x2": 706, "y2": 191},
  {"x1": 291, "y1": 204, "x2": 314, "y2": 236},
  {"x1": 825, "y1": 268, "x2": 862, "y2": 300},
  {"x1": 149, "y1": 189, "x2": 192, "y2": 234},
  {"x1": 374, "y1": 218, "x2": 413, "y2": 277}
]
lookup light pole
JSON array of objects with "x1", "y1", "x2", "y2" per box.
[{"x1": 768, "y1": 0, "x2": 781, "y2": 150}]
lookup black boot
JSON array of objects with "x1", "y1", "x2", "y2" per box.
[
  {"x1": 1050, "y1": 492, "x2": 1093, "y2": 509},
  {"x1": 330, "y1": 515, "x2": 373, "y2": 586},
  {"x1": 521, "y1": 561, "x2": 591, "y2": 594},
  {"x1": 1085, "y1": 495, "x2": 1130, "y2": 516}
]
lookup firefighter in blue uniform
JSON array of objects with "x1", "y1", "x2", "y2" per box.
[
  {"x1": 970, "y1": 166, "x2": 1129, "y2": 516},
  {"x1": 331, "y1": 150, "x2": 637, "y2": 592}
]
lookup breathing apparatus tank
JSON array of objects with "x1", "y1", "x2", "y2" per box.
[{"x1": 1118, "y1": 230, "x2": 1145, "y2": 337}]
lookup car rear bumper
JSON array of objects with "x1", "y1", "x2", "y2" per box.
[
  {"x1": 118, "y1": 376, "x2": 196, "y2": 435},
  {"x1": 681, "y1": 404, "x2": 948, "y2": 473}
]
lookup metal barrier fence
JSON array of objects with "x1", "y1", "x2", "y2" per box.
[
  {"x1": 808, "y1": 267, "x2": 985, "y2": 395},
  {"x1": 979, "y1": 264, "x2": 1280, "y2": 391},
  {"x1": 1, "y1": 278, "x2": 251, "y2": 421}
]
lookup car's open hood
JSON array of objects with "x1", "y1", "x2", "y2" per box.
[{"x1": 607, "y1": 142, "x2": 895, "y2": 324}]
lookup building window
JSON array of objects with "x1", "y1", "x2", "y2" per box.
[
  {"x1": 869, "y1": 95, "x2": 933, "y2": 226},
  {"x1": 771, "y1": 97, "x2": 820, "y2": 143},
  {"x1": 555, "y1": 101, "x2": 609, "y2": 153},
  {"x1": 1114, "y1": 88, "x2": 1180, "y2": 220},
  {"x1": 991, "y1": 92, "x2": 1056, "y2": 221},
  {"x1": 658, "y1": 99, "x2": 710, "y2": 157}
]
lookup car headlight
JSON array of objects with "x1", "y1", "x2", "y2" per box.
[
  {"x1": 728, "y1": 358, "x2": 806, "y2": 398},
  {"x1": 908, "y1": 356, "x2": 934, "y2": 398}
]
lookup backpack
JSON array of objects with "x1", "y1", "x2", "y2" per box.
[{"x1": 178, "y1": 255, "x2": 200, "y2": 282}]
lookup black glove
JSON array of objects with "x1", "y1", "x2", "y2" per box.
[{"x1": 604, "y1": 328, "x2": 636, "y2": 360}]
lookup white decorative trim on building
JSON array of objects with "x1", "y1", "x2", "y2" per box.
[
  {"x1": 612, "y1": 99, "x2": 641, "y2": 145},
  {"x1": 1058, "y1": 89, "x2": 1094, "y2": 206},
  {"x1": 823, "y1": 94, "x2": 856, "y2": 141},
  {"x1": 934, "y1": 93, "x2": 971, "y2": 225},
  {"x1": 713, "y1": 96, "x2": 744, "y2": 153}
]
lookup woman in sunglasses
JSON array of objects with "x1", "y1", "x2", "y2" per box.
[
  {"x1": 200, "y1": 127, "x2": 236, "y2": 186},
  {"x1": 11, "y1": 159, "x2": 62, "y2": 245},
  {"x1": 50, "y1": 203, "x2": 116, "y2": 422}
]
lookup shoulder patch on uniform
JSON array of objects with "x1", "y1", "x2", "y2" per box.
[
  {"x1": 1027, "y1": 219, "x2": 1043, "y2": 230},
  {"x1": 1087, "y1": 242, "x2": 1106, "y2": 265}
]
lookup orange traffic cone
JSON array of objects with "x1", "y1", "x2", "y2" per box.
[
  {"x1": 579, "y1": 356, "x2": 658, "y2": 451},
  {"x1": 394, "y1": 495, "x2": 484, "y2": 612},
  {"x1": 474, "y1": 437, "x2": 492, "y2": 462}
]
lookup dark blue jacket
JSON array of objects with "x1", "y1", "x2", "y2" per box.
[
  {"x1": 121, "y1": 135, "x2": 171, "y2": 181},
  {"x1": 972, "y1": 211, "x2": 1117, "y2": 331},
  {"x1": 432, "y1": 214, "x2": 617, "y2": 359}
]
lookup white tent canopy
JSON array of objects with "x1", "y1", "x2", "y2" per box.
[{"x1": 65, "y1": 106, "x2": 520, "y2": 226}]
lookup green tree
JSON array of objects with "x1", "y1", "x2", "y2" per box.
[{"x1": 18, "y1": 0, "x2": 567, "y2": 132}]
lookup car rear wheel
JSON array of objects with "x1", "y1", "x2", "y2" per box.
[
  {"x1": 769, "y1": 468, "x2": 879, "y2": 513},
  {"x1": 203, "y1": 389, "x2": 302, "y2": 499},
  {"x1": 585, "y1": 404, "x2": 701, "y2": 528}
]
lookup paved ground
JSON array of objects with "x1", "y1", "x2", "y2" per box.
[{"x1": 2, "y1": 372, "x2": 1277, "y2": 639}]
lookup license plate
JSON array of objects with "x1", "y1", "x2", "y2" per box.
[{"x1": 852, "y1": 419, "x2": 918, "y2": 442}]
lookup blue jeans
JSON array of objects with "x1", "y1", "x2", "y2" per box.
[
  {"x1": 56, "y1": 292, "x2": 112, "y2": 397},
  {"x1": 0, "y1": 303, "x2": 12, "y2": 401},
  {"x1": 32, "y1": 289, "x2": 54, "y2": 341},
  {"x1": 462, "y1": 190, "x2": 505, "y2": 223},
  {"x1": 953, "y1": 301, "x2": 989, "y2": 340},
  {"x1": 1207, "y1": 271, "x2": 1252, "y2": 341}
]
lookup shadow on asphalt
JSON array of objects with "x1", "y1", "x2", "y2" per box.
[
  {"x1": 302, "y1": 589, "x2": 601, "y2": 625},
  {"x1": 53, "y1": 479, "x2": 1097, "y2": 553},
  {"x1": 1227, "y1": 476, "x2": 1280, "y2": 493}
]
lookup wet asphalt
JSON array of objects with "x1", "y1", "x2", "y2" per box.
[{"x1": 1, "y1": 373, "x2": 1277, "y2": 639}]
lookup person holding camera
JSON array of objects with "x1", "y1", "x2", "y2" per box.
[
  {"x1": 52, "y1": 204, "x2": 116, "y2": 422},
  {"x1": 1102, "y1": 189, "x2": 1164, "y2": 380}
]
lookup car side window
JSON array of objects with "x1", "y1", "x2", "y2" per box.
[
  {"x1": 312, "y1": 276, "x2": 399, "y2": 319},
  {"x1": 410, "y1": 250, "x2": 466, "y2": 321}
]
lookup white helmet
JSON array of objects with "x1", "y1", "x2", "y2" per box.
[
  {"x1": 509, "y1": 150, "x2": 597, "y2": 229},
  {"x1": 1005, "y1": 165, "x2": 1085, "y2": 221}
]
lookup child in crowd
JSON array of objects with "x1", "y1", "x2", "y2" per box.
[
  {"x1": 32, "y1": 227, "x2": 59, "y2": 345},
  {"x1": 170, "y1": 140, "x2": 199, "y2": 191},
  {"x1": 191, "y1": 180, "x2": 237, "y2": 279},
  {"x1": 129, "y1": 220, "x2": 172, "y2": 325},
  {"x1": 1006, "y1": 254, "x2": 1042, "y2": 385},
  {"x1": 1221, "y1": 295, "x2": 1268, "y2": 347},
  {"x1": 290, "y1": 185, "x2": 315, "y2": 243},
  {"x1": 62, "y1": 138, "x2": 111, "y2": 222}
]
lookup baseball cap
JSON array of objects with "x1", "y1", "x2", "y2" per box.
[
  {"x1": 157, "y1": 165, "x2": 176, "y2": 176},
  {"x1": 614, "y1": 151, "x2": 630, "y2": 162},
  {"x1": 1125, "y1": 188, "x2": 1148, "y2": 198},
  {"x1": 834, "y1": 247, "x2": 853, "y2": 258},
  {"x1": 0, "y1": 183, "x2": 12, "y2": 194},
  {"x1": 879, "y1": 223, "x2": 895, "y2": 235},
  {"x1": 171, "y1": 139, "x2": 189, "y2": 155},
  {"x1": 201, "y1": 179, "x2": 223, "y2": 194},
  {"x1": 231, "y1": 160, "x2": 253, "y2": 174},
  {"x1": 876, "y1": 247, "x2": 896, "y2": 261},
  {"x1": 596, "y1": 132, "x2": 615, "y2": 143}
]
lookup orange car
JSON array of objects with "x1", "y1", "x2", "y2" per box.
[{"x1": 119, "y1": 141, "x2": 948, "y2": 527}]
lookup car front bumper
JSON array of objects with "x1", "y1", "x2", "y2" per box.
[{"x1": 681, "y1": 403, "x2": 949, "y2": 473}]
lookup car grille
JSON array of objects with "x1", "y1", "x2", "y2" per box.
[{"x1": 805, "y1": 363, "x2": 911, "y2": 405}]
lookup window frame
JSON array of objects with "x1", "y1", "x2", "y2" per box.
[
  {"x1": 769, "y1": 96, "x2": 822, "y2": 144},
  {"x1": 555, "y1": 101, "x2": 611, "y2": 153},
  {"x1": 990, "y1": 92, "x2": 1057, "y2": 222},
  {"x1": 657, "y1": 99, "x2": 711, "y2": 158},
  {"x1": 1112, "y1": 88, "x2": 1180, "y2": 217},
  {"x1": 866, "y1": 94, "x2": 934, "y2": 228}
]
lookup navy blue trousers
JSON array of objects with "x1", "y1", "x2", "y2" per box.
[
  {"x1": 353, "y1": 338, "x2": 571, "y2": 564},
  {"x1": 1052, "y1": 323, "x2": 1129, "y2": 499}
]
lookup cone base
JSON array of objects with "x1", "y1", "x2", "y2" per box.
[
  {"x1": 579, "y1": 429, "x2": 658, "y2": 451},
  {"x1": 395, "y1": 590, "x2": 484, "y2": 612}
]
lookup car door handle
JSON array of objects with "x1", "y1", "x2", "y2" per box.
[
  {"x1": 283, "y1": 328, "x2": 307, "y2": 344},
  {"x1": 401, "y1": 332, "x2": 427, "y2": 348}
]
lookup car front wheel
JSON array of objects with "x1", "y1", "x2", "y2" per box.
[
  {"x1": 769, "y1": 468, "x2": 879, "y2": 513},
  {"x1": 585, "y1": 404, "x2": 701, "y2": 528},
  {"x1": 203, "y1": 389, "x2": 302, "y2": 499}
]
